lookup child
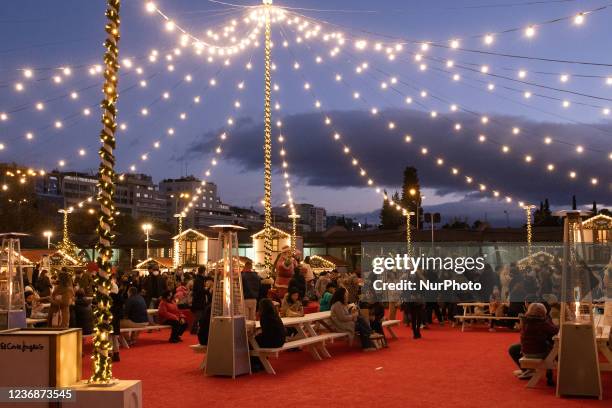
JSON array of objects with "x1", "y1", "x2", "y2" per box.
[
  {"x1": 281, "y1": 288, "x2": 304, "y2": 317},
  {"x1": 319, "y1": 282, "x2": 337, "y2": 312}
]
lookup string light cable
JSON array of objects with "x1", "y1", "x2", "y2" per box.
[
  {"x1": 280, "y1": 26, "x2": 608, "y2": 188},
  {"x1": 283, "y1": 5, "x2": 612, "y2": 66}
]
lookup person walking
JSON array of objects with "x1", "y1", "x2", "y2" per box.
[{"x1": 241, "y1": 260, "x2": 261, "y2": 320}]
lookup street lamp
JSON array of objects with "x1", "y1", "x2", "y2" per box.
[
  {"x1": 408, "y1": 189, "x2": 422, "y2": 230},
  {"x1": 142, "y1": 223, "x2": 152, "y2": 259},
  {"x1": 43, "y1": 230, "x2": 53, "y2": 249}
]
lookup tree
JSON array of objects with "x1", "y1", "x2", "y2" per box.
[
  {"x1": 400, "y1": 166, "x2": 423, "y2": 228},
  {"x1": 533, "y1": 198, "x2": 560, "y2": 227},
  {"x1": 442, "y1": 218, "x2": 469, "y2": 230},
  {"x1": 379, "y1": 190, "x2": 403, "y2": 230}
]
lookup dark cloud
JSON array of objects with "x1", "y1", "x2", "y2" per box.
[{"x1": 180, "y1": 108, "x2": 612, "y2": 206}]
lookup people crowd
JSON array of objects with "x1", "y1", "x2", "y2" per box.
[{"x1": 19, "y1": 248, "x2": 598, "y2": 381}]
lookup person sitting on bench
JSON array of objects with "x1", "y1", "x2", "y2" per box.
[
  {"x1": 508, "y1": 302, "x2": 558, "y2": 384},
  {"x1": 121, "y1": 287, "x2": 150, "y2": 345},
  {"x1": 330, "y1": 287, "x2": 376, "y2": 352},
  {"x1": 159, "y1": 290, "x2": 188, "y2": 343}
]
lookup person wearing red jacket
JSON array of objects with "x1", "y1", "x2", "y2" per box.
[{"x1": 158, "y1": 290, "x2": 188, "y2": 343}]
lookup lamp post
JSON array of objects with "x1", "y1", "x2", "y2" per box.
[
  {"x1": 142, "y1": 223, "x2": 152, "y2": 259},
  {"x1": 43, "y1": 230, "x2": 53, "y2": 249},
  {"x1": 288, "y1": 213, "x2": 301, "y2": 256}
]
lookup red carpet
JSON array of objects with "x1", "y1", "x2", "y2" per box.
[{"x1": 81, "y1": 324, "x2": 610, "y2": 408}]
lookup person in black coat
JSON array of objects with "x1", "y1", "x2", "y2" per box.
[
  {"x1": 191, "y1": 267, "x2": 212, "y2": 334},
  {"x1": 197, "y1": 304, "x2": 212, "y2": 346},
  {"x1": 72, "y1": 289, "x2": 94, "y2": 335},
  {"x1": 143, "y1": 266, "x2": 166, "y2": 308},
  {"x1": 255, "y1": 298, "x2": 286, "y2": 348}
]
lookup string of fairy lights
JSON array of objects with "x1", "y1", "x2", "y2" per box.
[
  {"x1": 298, "y1": 45, "x2": 608, "y2": 184},
  {"x1": 282, "y1": 12, "x2": 612, "y2": 117},
  {"x1": 173, "y1": 69, "x2": 253, "y2": 219},
  {"x1": 144, "y1": 1, "x2": 269, "y2": 59},
  {"x1": 1, "y1": 2, "x2": 608, "y2": 207},
  {"x1": 278, "y1": 9, "x2": 612, "y2": 130},
  {"x1": 284, "y1": 4, "x2": 612, "y2": 64},
  {"x1": 279, "y1": 25, "x2": 546, "y2": 214},
  {"x1": 3, "y1": 0, "x2": 607, "y2": 384},
  {"x1": 0, "y1": 44, "x2": 253, "y2": 189},
  {"x1": 280, "y1": 23, "x2": 611, "y2": 182},
  {"x1": 279, "y1": 28, "x2": 606, "y2": 195}
]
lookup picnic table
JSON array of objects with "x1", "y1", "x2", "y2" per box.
[
  {"x1": 455, "y1": 302, "x2": 519, "y2": 332},
  {"x1": 248, "y1": 311, "x2": 347, "y2": 374},
  {"x1": 520, "y1": 314, "x2": 612, "y2": 388}
]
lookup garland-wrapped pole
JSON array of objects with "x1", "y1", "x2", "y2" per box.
[
  {"x1": 90, "y1": 0, "x2": 121, "y2": 385},
  {"x1": 524, "y1": 204, "x2": 535, "y2": 263},
  {"x1": 288, "y1": 213, "x2": 300, "y2": 256},
  {"x1": 404, "y1": 210, "x2": 413, "y2": 258},
  {"x1": 262, "y1": 0, "x2": 273, "y2": 272}
]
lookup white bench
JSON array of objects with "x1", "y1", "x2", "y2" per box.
[
  {"x1": 454, "y1": 315, "x2": 519, "y2": 331},
  {"x1": 382, "y1": 319, "x2": 401, "y2": 339},
  {"x1": 252, "y1": 332, "x2": 348, "y2": 374},
  {"x1": 82, "y1": 325, "x2": 172, "y2": 348},
  {"x1": 519, "y1": 356, "x2": 555, "y2": 388}
]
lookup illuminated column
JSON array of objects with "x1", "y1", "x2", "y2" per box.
[
  {"x1": 173, "y1": 213, "x2": 185, "y2": 268},
  {"x1": 58, "y1": 208, "x2": 73, "y2": 246},
  {"x1": 262, "y1": 0, "x2": 273, "y2": 272},
  {"x1": 524, "y1": 204, "x2": 536, "y2": 260},
  {"x1": 404, "y1": 210, "x2": 414, "y2": 257},
  {"x1": 90, "y1": 0, "x2": 121, "y2": 385},
  {"x1": 288, "y1": 213, "x2": 300, "y2": 255}
]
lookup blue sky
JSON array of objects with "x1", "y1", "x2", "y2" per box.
[{"x1": 0, "y1": 0, "x2": 610, "y2": 222}]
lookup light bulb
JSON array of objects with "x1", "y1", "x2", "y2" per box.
[
  {"x1": 574, "y1": 13, "x2": 585, "y2": 25},
  {"x1": 145, "y1": 2, "x2": 156, "y2": 13},
  {"x1": 525, "y1": 26, "x2": 536, "y2": 38},
  {"x1": 484, "y1": 34, "x2": 494, "y2": 45}
]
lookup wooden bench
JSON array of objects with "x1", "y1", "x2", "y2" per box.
[
  {"x1": 454, "y1": 315, "x2": 519, "y2": 332},
  {"x1": 519, "y1": 356, "x2": 554, "y2": 388},
  {"x1": 252, "y1": 332, "x2": 348, "y2": 374},
  {"x1": 382, "y1": 319, "x2": 401, "y2": 339}
]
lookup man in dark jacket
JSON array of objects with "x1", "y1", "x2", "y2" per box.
[
  {"x1": 143, "y1": 265, "x2": 165, "y2": 308},
  {"x1": 191, "y1": 266, "x2": 209, "y2": 333},
  {"x1": 122, "y1": 286, "x2": 150, "y2": 344},
  {"x1": 241, "y1": 260, "x2": 261, "y2": 320}
]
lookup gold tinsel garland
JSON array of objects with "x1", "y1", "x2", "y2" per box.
[
  {"x1": 263, "y1": 5, "x2": 273, "y2": 272},
  {"x1": 90, "y1": 0, "x2": 120, "y2": 384}
]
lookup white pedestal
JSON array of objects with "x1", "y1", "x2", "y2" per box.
[{"x1": 63, "y1": 380, "x2": 142, "y2": 408}]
